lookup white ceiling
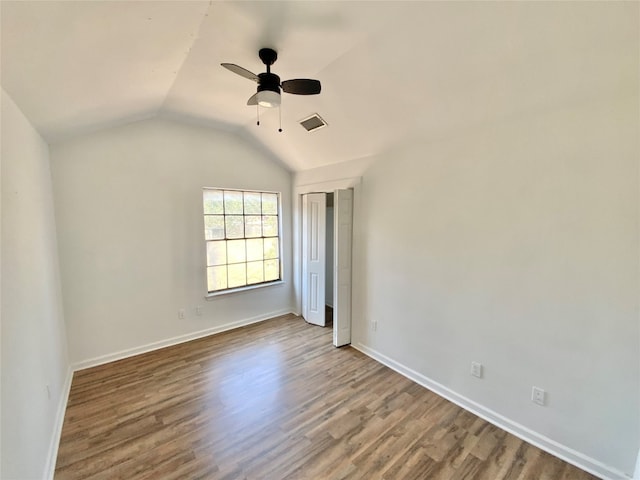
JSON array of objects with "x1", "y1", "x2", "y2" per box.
[{"x1": 1, "y1": 1, "x2": 636, "y2": 172}]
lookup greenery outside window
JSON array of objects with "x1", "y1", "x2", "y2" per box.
[{"x1": 203, "y1": 188, "x2": 282, "y2": 294}]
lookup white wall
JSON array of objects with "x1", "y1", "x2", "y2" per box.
[
  {"x1": 50, "y1": 118, "x2": 293, "y2": 366},
  {"x1": 295, "y1": 59, "x2": 639, "y2": 480},
  {"x1": 1, "y1": 89, "x2": 70, "y2": 479}
]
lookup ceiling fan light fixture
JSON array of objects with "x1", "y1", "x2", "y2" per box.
[
  {"x1": 256, "y1": 90, "x2": 280, "y2": 108},
  {"x1": 222, "y1": 48, "x2": 320, "y2": 116}
]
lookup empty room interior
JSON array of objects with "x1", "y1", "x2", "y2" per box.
[{"x1": 1, "y1": 1, "x2": 639, "y2": 479}]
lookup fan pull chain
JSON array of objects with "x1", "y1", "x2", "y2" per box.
[
  {"x1": 278, "y1": 104, "x2": 283, "y2": 133},
  {"x1": 256, "y1": 105, "x2": 260, "y2": 126}
]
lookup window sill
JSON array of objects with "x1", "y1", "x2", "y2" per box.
[{"x1": 205, "y1": 280, "x2": 285, "y2": 299}]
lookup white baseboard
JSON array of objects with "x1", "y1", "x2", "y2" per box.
[
  {"x1": 352, "y1": 342, "x2": 632, "y2": 480},
  {"x1": 44, "y1": 366, "x2": 73, "y2": 480},
  {"x1": 46, "y1": 310, "x2": 294, "y2": 478},
  {"x1": 72, "y1": 309, "x2": 293, "y2": 371}
]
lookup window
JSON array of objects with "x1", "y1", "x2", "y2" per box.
[{"x1": 203, "y1": 188, "x2": 282, "y2": 294}]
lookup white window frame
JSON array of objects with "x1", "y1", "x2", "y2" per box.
[{"x1": 203, "y1": 187, "x2": 284, "y2": 297}]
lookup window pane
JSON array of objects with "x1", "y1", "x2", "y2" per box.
[
  {"x1": 224, "y1": 191, "x2": 243, "y2": 214},
  {"x1": 203, "y1": 190, "x2": 224, "y2": 214},
  {"x1": 227, "y1": 239, "x2": 246, "y2": 264},
  {"x1": 228, "y1": 264, "x2": 246, "y2": 288},
  {"x1": 244, "y1": 192, "x2": 261, "y2": 214},
  {"x1": 206, "y1": 241, "x2": 227, "y2": 266},
  {"x1": 245, "y1": 216, "x2": 262, "y2": 238},
  {"x1": 225, "y1": 215, "x2": 244, "y2": 238},
  {"x1": 262, "y1": 215, "x2": 278, "y2": 237},
  {"x1": 203, "y1": 189, "x2": 280, "y2": 293},
  {"x1": 246, "y1": 238, "x2": 263, "y2": 262},
  {"x1": 264, "y1": 237, "x2": 279, "y2": 260},
  {"x1": 204, "y1": 215, "x2": 224, "y2": 240},
  {"x1": 262, "y1": 193, "x2": 278, "y2": 214},
  {"x1": 264, "y1": 259, "x2": 280, "y2": 281},
  {"x1": 247, "y1": 261, "x2": 264, "y2": 285},
  {"x1": 207, "y1": 265, "x2": 227, "y2": 291}
]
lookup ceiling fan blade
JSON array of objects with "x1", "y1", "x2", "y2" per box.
[
  {"x1": 247, "y1": 93, "x2": 258, "y2": 106},
  {"x1": 221, "y1": 63, "x2": 259, "y2": 82},
  {"x1": 281, "y1": 79, "x2": 321, "y2": 95}
]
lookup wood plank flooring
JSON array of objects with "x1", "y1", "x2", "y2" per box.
[{"x1": 55, "y1": 314, "x2": 598, "y2": 480}]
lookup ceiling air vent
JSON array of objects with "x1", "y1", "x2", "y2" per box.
[{"x1": 299, "y1": 113, "x2": 327, "y2": 132}]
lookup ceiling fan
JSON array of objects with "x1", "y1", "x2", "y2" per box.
[{"x1": 221, "y1": 48, "x2": 321, "y2": 109}]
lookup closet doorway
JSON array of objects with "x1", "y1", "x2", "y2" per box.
[{"x1": 300, "y1": 189, "x2": 353, "y2": 347}]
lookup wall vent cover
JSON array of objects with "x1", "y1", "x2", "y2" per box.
[{"x1": 299, "y1": 113, "x2": 327, "y2": 132}]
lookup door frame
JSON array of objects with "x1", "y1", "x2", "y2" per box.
[{"x1": 293, "y1": 176, "x2": 361, "y2": 343}]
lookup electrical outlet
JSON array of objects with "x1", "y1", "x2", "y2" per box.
[
  {"x1": 178, "y1": 308, "x2": 186, "y2": 320},
  {"x1": 532, "y1": 386, "x2": 546, "y2": 406},
  {"x1": 195, "y1": 306, "x2": 202, "y2": 316},
  {"x1": 471, "y1": 361, "x2": 483, "y2": 378},
  {"x1": 371, "y1": 320, "x2": 377, "y2": 331}
]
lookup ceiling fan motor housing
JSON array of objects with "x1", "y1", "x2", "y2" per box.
[
  {"x1": 259, "y1": 48, "x2": 278, "y2": 66},
  {"x1": 258, "y1": 72, "x2": 281, "y2": 94}
]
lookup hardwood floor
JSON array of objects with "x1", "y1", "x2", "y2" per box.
[{"x1": 55, "y1": 314, "x2": 597, "y2": 480}]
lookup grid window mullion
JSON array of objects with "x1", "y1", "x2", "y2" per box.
[{"x1": 204, "y1": 188, "x2": 280, "y2": 293}]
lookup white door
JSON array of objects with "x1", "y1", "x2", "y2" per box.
[
  {"x1": 333, "y1": 189, "x2": 353, "y2": 347},
  {"x1": 301, "y1": 193, "x2": 326, "y2": 326}
]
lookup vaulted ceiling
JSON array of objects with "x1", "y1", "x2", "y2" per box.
[{"x1": 1, "y1": 1, "x2": 636, "y2": 171}]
